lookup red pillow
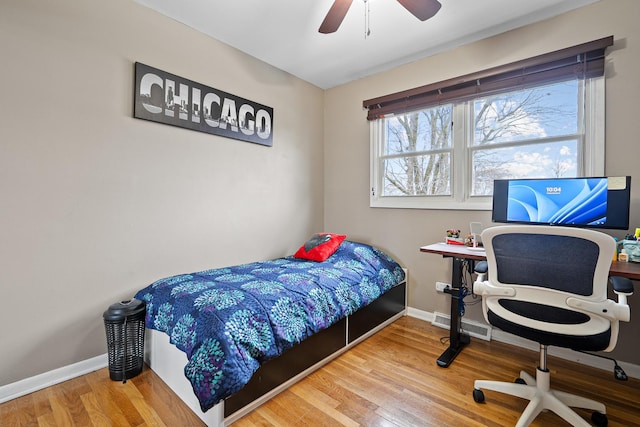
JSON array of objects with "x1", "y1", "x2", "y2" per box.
[{"x1": 294, "y1": 233, "x2": 347, "y2": 262}]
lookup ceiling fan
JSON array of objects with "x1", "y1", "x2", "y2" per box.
[{"x1": 319, "y1": 0, "x2": 442, "y2": 34}]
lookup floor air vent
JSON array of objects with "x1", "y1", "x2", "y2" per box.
[{"x1": 431, "y1": 312, "x2": 492, "y2": 341}]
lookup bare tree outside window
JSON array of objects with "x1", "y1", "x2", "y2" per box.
[
  {"x1": 380, "y1": 80, "x2": 580, "y2": 198},
  {"x1": 383, "y1": 106, "x2": 452, "y2": 196},
  {"x1": 471, "y1": 81, "x2": 579, "y2": 195}
]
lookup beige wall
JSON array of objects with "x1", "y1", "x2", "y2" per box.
[
  {"x1": 324, "y1": 0, "x2": 640, "y2": 365},
  {"x1": 0, "y1": 0, "x2": 324, "y2": 386},
  {"x1": 2, "y1": 0, "x2": 639, "y2": 389}
]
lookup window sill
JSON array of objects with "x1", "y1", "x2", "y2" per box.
[{"x1": 370, "y1": 197, "x2": 492, "y2": 211}]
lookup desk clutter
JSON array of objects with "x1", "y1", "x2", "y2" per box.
[
  {"x1": 616, "y1": 227, "x2": 640, "y2": 262},
  {"x1": 445, "y1": 229, "x2": 464, "y2": 245},
  {"x1": 446, "y1": 222, "x2": 484, "y2": 248}
]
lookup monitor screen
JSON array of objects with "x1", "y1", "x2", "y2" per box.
[{"x1": 492, "y1": 176, "x2": 631, "y2": 230}]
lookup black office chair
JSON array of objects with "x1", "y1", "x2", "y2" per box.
[{"x1": 472, "y1": 225, "x2": 633, "y2": 427}]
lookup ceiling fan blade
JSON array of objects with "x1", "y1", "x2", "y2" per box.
[
  {"x1": 397, "y1": 0, "x2": 442, "y2": 21},
  {"x1": 319, "y1": 0, "x2": 353, "y2": 34}
]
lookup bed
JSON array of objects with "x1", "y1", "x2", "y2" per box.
[{"x1": 135, "y1": 236, "x2": 407, "y2": 425}]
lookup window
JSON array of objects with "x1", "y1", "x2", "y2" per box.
[
  {"x1": 366, "y1": 37, "x2": 611, "y2": 210},
  {"x1": 380, "y1": 104, "x2": 453, "y2": 197}
]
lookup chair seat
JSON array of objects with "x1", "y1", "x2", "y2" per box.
[{"x1": 488, "y1": 309, "x2": 611, "y2": 351}]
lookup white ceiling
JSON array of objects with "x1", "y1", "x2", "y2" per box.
[{"x1": 133, "y1": 0, "x2": 599, "y2": 89}]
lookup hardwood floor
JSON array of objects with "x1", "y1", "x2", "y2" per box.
[
  {"x1": 1, "y1": 316, "x2": 639, "y2": 426},
  {"x1": 0, "y1": 365, "x2": 204, "y2": 427}
]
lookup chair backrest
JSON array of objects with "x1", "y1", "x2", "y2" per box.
[{"x1": 476, "y1": 225, "x2": 625, "y2": 352}]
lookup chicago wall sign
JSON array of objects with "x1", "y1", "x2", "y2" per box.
[{"x1": 134, "y1": 62, "x2": 274, "y2": 147}]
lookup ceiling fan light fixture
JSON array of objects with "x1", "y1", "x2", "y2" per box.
[
  {"x1": 319, "y1": 0, "x2": 442, "y2": 34},
  {"x1": 319, "y1": 0, "x2": 353, "y2": 34},
  {"x1": 397, "y1": 0, "x2": 442, "y2": 21}
]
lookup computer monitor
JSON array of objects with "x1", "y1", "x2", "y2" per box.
[{"x1": 492, "y1": 176, "x2": 631, "y2": 230}]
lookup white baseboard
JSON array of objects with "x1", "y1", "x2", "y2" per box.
[
  {"x1": 406, "y1": 307, "x2": 434, "y2": 322},
  {"x1": 0, "y1": 354, "x2": 108, "y2": 404},
  {"x1": 407, "y1": 308, "x2": 640, "y2": 380}
]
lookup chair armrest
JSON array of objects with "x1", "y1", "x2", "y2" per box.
[
  {"x1": 474, "y1": 261, "x2": 488, "y2": 275},
  {"x1": 472, "y1": 279, "x2": 516, "y2": 297},
  {"x1": 610, "y1": 276, "x2": 634, "y2": 295},
  {"x1": 567, "y1": 277, "x2": 633, "y2": 322},
  {"x1": 473, "y1": 260, "x2": 488, "y2": 284},
  {"x1": 567, "y1": 297, "x2": 630, "y2": 322}
]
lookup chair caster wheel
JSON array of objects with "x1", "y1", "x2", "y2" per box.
[
  {"x1": 591, "y1": 411, "x2": 607, "y2": 427},
  {"x1": 473, "y1": 388, "x2": 485, "y2": 403},
  {"x1": 515, "y1": 377, "x2": 527, "y2": 384}
]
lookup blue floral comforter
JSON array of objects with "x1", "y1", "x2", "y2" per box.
[{"x1": 134, "y1": 240, "x2": 405, "y2": 412}]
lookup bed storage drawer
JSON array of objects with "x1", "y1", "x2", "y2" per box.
[
  {"x1": 348, "y1": 282, "x2": 406, "y2": 343},
  {"x1": 223, "y1": 317, "x2": 347, "y2": 417}
]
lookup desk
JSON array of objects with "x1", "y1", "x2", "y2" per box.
[
  {"x1": 420, "y1": 243, "x2": 487, "y2": 368},
  {"x1": 420, "y1": 242, "x2": 640, "y2": 368},
  {"x1": 609, "y1": 260, "x2": 640, "y2": 280}
]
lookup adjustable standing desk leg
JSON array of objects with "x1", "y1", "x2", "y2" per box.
[{"x1": 436, "y1": 256, "x2": 470, "y2": 367}]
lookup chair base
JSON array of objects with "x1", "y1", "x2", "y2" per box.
[{"x1": 474, "y1": 368, "x2": 606, "y2": 427}]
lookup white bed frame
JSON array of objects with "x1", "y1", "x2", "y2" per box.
[{"x1": 145, "y1": 274, "x2": 407, "y2": 426}]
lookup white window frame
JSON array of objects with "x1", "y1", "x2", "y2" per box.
[{"x1": 370, "y1": 76, "x2": 605, "y2": 210}]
